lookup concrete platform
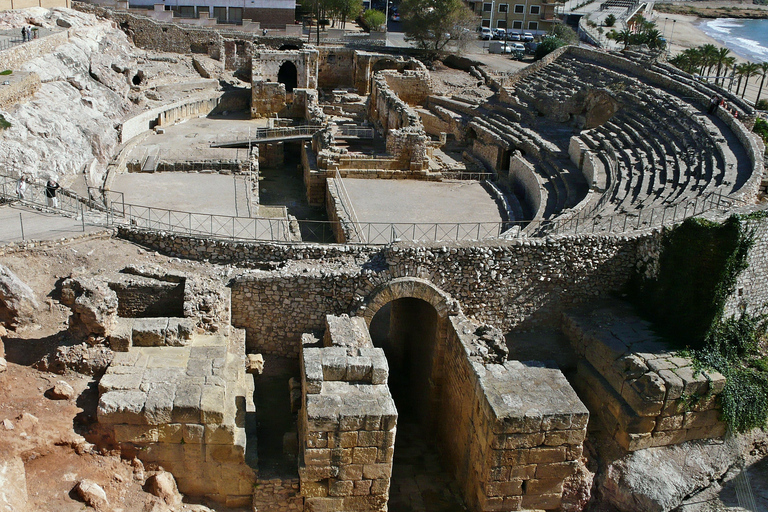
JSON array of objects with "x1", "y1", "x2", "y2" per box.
[
  {"x1": 340, "y1": 179, "x2": 503, "y2": 224},
  {"x1": 111, "y1": 172, "x2": 247, "y2": 217},
  {"x1": 0, "y1": 203, "x2": 106, "y2": 245}
]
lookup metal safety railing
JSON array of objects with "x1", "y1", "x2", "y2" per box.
[
  {"x1": 0, "y1": 172, "x2": 753, "y2": 245},
  {"x1": 212, "y1": 125, "x2": 321, "y2": 147}
]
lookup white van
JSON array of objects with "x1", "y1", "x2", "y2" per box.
[{"x1": 480, "y1": 27, "x2": 493, "y2": 40}]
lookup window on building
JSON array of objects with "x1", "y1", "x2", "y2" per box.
[
  {"x1": 229, "y1": 7, "x2": 243, "y2": 23},
  {"x1": 528, "y1": 21, "x2": 538, "y2": 30},
  {"x1": 482, "y1": 19, "x2": 491, "y2": 27},
  {"x1": 499, "y1": 3, "x2": 508, "y2": 12},
  {"x1": 483, "y1": 2, "x2": 492, "y2": 11},
  {"x1": 497, "y1": 20, "x2": 507, "y2": 28},
  {"x1": 514, "y1": 4, "x2": 524, "y2": 13},
  {"x1": 530, "y1": 5, "x2": 540, "y2": 14},
  {"x1": 512, "y1": 20, "x2": 523, "y2": 29},
  {"x1": 213, "y1": 6, "x2": 227, "y2": 22},
  {"x1": 177, "y1": 5, "x2": 195, "y2": 18},
  {"x1": 197, "y1": 6, "x2": 209, "y2": 18}
]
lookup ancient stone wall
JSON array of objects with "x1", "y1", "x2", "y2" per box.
[
  {"x1": 251, "y1": 49, "x2": 319, "y2": 90},
  {"x1": 382, "y1": 70, "x2": 431, "y2": 106},
  {"x1": 120, "y1": 91, "x2": 224, "y2": 143},
  {"x1": 562, "y1": 305, "x2": 727, "y2": 451},
  {"x1": 251, "y1": 81, "x2": 286, "y2": 118},
  {"x1": 298, "y1": 319, "x2": 395, "y2": 511},
  {"x1": 317, "y1": 47, "x2": 356, "y2": 90},
  {"x1": 0, "y1": 73, "x2": 41, "y2": 110},
  {"x1": 442, "y1": 314, "x2": 589, "y2": 511},
  {"x1": 724, "y1": 211, "x2": 768, "y2": 318},
  {"x1": 0, "y1": 30, "x2": 70, "y2": 71}
]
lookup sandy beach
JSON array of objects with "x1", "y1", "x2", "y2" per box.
[{"x1": 648, "y1": 8, "x2": 767, "y2": 104}]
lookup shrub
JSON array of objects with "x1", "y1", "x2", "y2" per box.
[
  {"x1": 534, "y1": 36, "x2": 566, "y2": 60},
  {"x1": 361, "y1": 9, "x2": 386, "y2": 31},
  {"x1": 605, "y1": 14, "x2": 616, "y2": 27},
  {"x1": 0, "y1": 114, "x2": 10, "y2": 130},
  {"x1": 756, "y1": 99, "x2": 768, "y2": 111}
]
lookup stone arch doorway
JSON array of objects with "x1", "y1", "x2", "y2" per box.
[
  {"x1": 359, "y1": 278, "x2": 466, "y2": 510},
  {"x1": 277, "y1": 61, "x2": 298, "y2": 93}
]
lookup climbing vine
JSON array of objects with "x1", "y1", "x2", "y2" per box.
[{"x1": 629, "y1": 214, "x2": 768, "y2": 431}]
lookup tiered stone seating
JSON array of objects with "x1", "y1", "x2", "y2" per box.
[{"x1": 509, "y1": 52, "x2": 753, "y2": 225}]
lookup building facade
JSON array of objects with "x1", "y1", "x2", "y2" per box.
[
  {"x1": 125, "y1": 0, "x2": 295, "y2": 27},
  {"x1": 468, "y1": 0, "x2": 560, "y2": 34}
]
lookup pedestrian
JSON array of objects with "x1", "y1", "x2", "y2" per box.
[
  {"x1": 21, "y1": 25, "x2": 26, "y2": 42},
  {"x1": 263, "y1": 28, "x2": 268, "y2": 36},
  {"x1": 708, "y1": 94, "x2": 720, "y2": 114},
  {"x1": 15, "y1": 176, "x2": 27, "y2": 200},
  {"x1": 45, "y1": 176, "x2": 60, "y2": 209}
]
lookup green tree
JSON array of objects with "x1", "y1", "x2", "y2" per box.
[
  {"x1": 713, "y1": 47, "x2": 732, "y2": 86},
  {"x1": 400, "y1": 0, "x2": 478, "y2": 56},
  {"x1": 326, "y1": 0, "x2": 362, "y2": 28},
  {"x1": 550, "y1": 21, "x2": 578, "y2": 45},
  {"x1": 362, "y1": 8, "x2": 386, "y2": 31},
  {"x1": 604, "y1": 13, "x2": 616, "y2": 27},
  {"x1": 738, "y1": 62, "x2": 760, "y2": 98},
  {"x1": 534, "y1": 35, "x2": 566, "y2": 60}
]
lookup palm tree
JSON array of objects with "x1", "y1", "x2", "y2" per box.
[
  {"x1": 713, "y1": 47, "x2": 731, "y2": 86},
  {"x1": 615, "y1": 28, "x2": 633, "y2": 50},
  {"x1": 754, "y1": 62, "x2": 768, "y2": 106},
  {"x1": 699, "y1": 44, "x2": 719, "y2": 77},
  {"x1": 739, "y1": 62, "x2": 761, "y2": 99},
  {"x1": 643, "y1": 29, "x2": 665, "y2": 50},
  {"x1": 722, "y1": 56, "x2": 736, "y2": 90}
]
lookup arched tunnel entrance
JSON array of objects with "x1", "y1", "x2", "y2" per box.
[
  {"x1": 277, "y1": 61, "x2": 298, "y2": 93},
  {"x1": 369, "y1": 298, "x2": 466, "y2": 511}
]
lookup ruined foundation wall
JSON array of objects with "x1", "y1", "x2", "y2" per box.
[
  {"x1": 382, "y1": 70, "x2": 431, "y2": 106},
  {"x1": 724, "y1": 212, "x2": 768, "y2": 319},
  {"x1": 0, "y1": 72, "x2": 41, "y2": 110},
  {"x1": 0, "y1": 30, "x2": 70, "y2": 71},
  {"x1": 317, "y1": 47, "x2": 356, "y2": 90}
]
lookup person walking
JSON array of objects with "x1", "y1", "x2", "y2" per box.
[
  {"x1": 45, "y1": 177, "x2": 60, "y2": 209},
  {"x1": 21, "y1": 25, "x2": 27, "y2": 42},
  {"x1": 708, "y1": 94, "x2": 720, "y2": 115},
  {"x1": 15, "y1": 176, "x2": 27, "y2": 200}
]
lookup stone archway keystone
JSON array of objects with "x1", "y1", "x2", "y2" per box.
[{"x1": 355, "y1": 277, "x2": 460, "y2": 326}]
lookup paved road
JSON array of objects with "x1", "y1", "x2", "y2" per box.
[{"x1": 0, "y1": 203, "x2": 107, "y2": 245}]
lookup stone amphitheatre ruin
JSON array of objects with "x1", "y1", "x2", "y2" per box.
[{"x1": 1, "y1": 4, "x2": 768, "y2": 512}]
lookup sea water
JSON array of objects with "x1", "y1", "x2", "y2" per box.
[{"x1": 698, "y1": 18, "x2": 768, "y2": 63}]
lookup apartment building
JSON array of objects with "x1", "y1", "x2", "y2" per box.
[{"x1": 467, "y1": 0, "x2": 560, "y2": 34}]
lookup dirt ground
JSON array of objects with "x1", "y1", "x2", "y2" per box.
[{"x1": 0, "y1": 234, "x2": 247, "y2": 512}]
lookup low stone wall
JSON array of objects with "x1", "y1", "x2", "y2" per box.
[
  {"x1": 0, "y1": 30, "x2": 70, "y2": 71},
  {"x1": 252, "y1": 478, "x2": 303, "y2": 512},
  {"x1": 120, "y1": 91, "x2": 223, "y2": 143},
  {"x1": 382, "y1": 69, "x2": 431, "y2": 106},
  {"x1": 562, "y1": 303, "x2": 727, "y2": 451},
  {"x1": 0, "y1": 72, "x2": 41, "y2": 110}
]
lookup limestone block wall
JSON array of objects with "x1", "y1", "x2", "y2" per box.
[
  {"x1": 318, "y1": 47, "x2": 356, "y2": 90},
  {"x1": 562, "y1": 305, "x2": 727, "y2": 451},
  {"x1": 509, "y1": 153, "x2": 544, "y2": 220},
  {"x1": 0, "y1": 30, "x2": 70, "y2": 71},
  {"x1": 724, "y1": 212, "x2": 768, "y2": 319},
  {"x1": 0, "y1": 72, "x2": 41, "y2": 110},
  {"x1": 382, "y1": 70, "x2": 431, "y2": 106},
  {"x1": 120, "y1": 91, "x2": 223, "y2": 143},
  {"x1": 97, "y1": 332, "x2": 256, "y2": 506},
  {"x1": 298, "y1": 326, "x2": 396, "y2": 511},
  {"x1": 369, "y1": 71, "x2": 423, "y2": 135},
  {"x1": 441, "y1": 315, "x2": 589, "y2": 511},
  {"x1": 251, "y1": 81, "x2": 286, "y2": 118},
  {"x1": 118, "y1": 227, "x2": 661, "y2": 356},
  {"x1": 251, "y1": 49, "x2": 319, "y2": 90}
]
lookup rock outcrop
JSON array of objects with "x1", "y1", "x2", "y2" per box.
[{"x1": 0, "y1": 264, "x2": 38, "y2": 329}]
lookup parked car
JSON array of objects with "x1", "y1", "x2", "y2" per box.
[
  {"x1": 521, "y1": 32, "x2": 534, "y2": 42},
  {"x1": 390, "y1": 12, "x2": 400, "y2": 21},
  {"x1": 493, "y1": 28, "x2": 507, "y2": 40},
  {"x1": 506, "y1": 30, "x2": 521, "y2": 41},
  {"x1": 510, "y1": 42, "x2": 525, "y2": 52},
  {"x1": 480, "y1": 27, "x2": 493, "y2": 40},
  {"x1": 524, "y1": 41, "x2": 538, "y2": 54}
]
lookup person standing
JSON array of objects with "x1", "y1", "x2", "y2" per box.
[
  {"x1": 21, "y1": 26, "x2": 26, "y2": 42},
  {"x1": 16, "y1": 176, "x2": 27, "y2": 200},
  {"x1": 46, "y1": 177, "x2": 60, "y2": 208}
]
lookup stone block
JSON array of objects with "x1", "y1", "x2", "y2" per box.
[
  {"x1": 658, "y1": 369, "x2": 684, "y2": 401},
  {"x1": 352, "y1": 479, "x2": 372, "y2": 496},
  {"x1": 357, "y1": 430, "x2": 383, "y2": 447},
  {"x1": 204, "y1": 423, "x2": 238, "y2": 445},
  {"x1": 346, "y1": 356, "x2": 372, "y2": 382},
  {"x1": 487, "y1": 479, "x2": 523, "y2": 496},
  {"x1": 352, "y1": 447, "x2": 377, "y2": 465},
  {"x1": 322, "y1": 354, "x2": 347, "y2": 381},
  {"x1": 527, "y1": 447, "x2": 566, "y2": 464},
  {"x1": 144, "y1": 382, "x2": 176, "y2": 425},
  {"x1": 301, "y1": 481, "x2": 329, "y2": 498},
  {"x1": 521, "y1": 492, "x2": 562, "y2": 510},
  {"x1": 307, "y1": 431, "x2": 329, "y2": 449},
  {"x1": 359, "y1": 348, "x2": 389, "y2": 385},
  {"x1": 502, "y1": 432, "x2": 545, "y2": 449},
  {"x1": 207, "y1": 443, "x2": 245, "y2": 463},
  {"x1": 672, "y1": 366, "x2": 708, "y2": 396},
  {"x1": 339, "y1": 464, "x2": 363, "y2": 481},
  {"x1": 108, "y1": 321, "x2": 133, "y2": 352},
  {"x1": 99, "y1": 371, "x2": 144, "y2": 394},
  {"x1": 616, "y1": 430, "x2": 653, "y2": 451},
  {"x1": 328, "y1": 479, "x2": 354, "y2": 497},
  {"x1": 525, "y1": 478, "x2": 564, "y2": 495},
  {"x1": 299, "y1": 465, "x2": 333, "y2": 481},
  {"x1": 509, "y1": 464, "x2": 537, "y2": 479},
  {"x1": 685, "y1": 422, "x2": 727, "y2": 441},
  {"x1": 97, "y1": 390, "x2": 147, "y2": 425},
  {"x1": 304, "y1": 448, "x2": 331, "y2": 466},
  {"x1": 544, "y1": 429, "x2": 585, "y2": 446},
  {"x1": 172, "y1": 381, "x2": 202, "y2": 423},
  {"x1": 370, "y1": 478, "x2": 390, "y2": 496},
  {"x1": 656, "y1": 414, "x2": 684, "y2": 431},
  {"x1": 651, "y1": 429, "x2": 688, "y2": 447},
  {"x1": 182, "y1": 424, "x2": 205, "y2": 444},
  {"x1": 200, "y1": 385, "x2": 226, "y2": 424},
  {"x1": 132, "y1": 318, "x2": 168, "y2": 346},
  {"x1": 682, "y1": 410, "x2": 721, "y2": 429},
  {"x1": 338, "y1": 431, "x2": 358, "y2": 448},
  {"x1": 362, "y1": 464, "x2": 392, "y2": 480},
  {"x1": 535, "y1": 461, "x2": 578, "y2": 480}
]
